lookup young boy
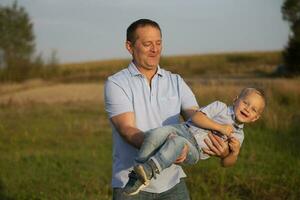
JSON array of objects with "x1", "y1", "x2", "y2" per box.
[{"x1": 123, "y1": 87, "x2": 266, "y2": 196}]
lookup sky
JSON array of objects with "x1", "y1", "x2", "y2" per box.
[{"x1": 1, "y1": 0, "x2": 290, "y2": 63}]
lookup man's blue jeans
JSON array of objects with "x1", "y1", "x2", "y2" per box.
[
  {"x1": 136, "y1": 124, "x2": 200, "y2": 171},
  {"x1": 112, "y1": 178, "x2": 190, "y2": 200}
]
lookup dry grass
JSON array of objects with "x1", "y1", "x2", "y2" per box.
[
  {"x1": 0, "y1": 80, "x2": 103, "y2": 105},
  {"x1": 1, "y1": 77, "x2": 298, "y2": 131},
  {"x1": 51, "y1": 51, "x2": 282, "y2": 82}
]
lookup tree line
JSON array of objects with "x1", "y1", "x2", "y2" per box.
[{"x1": 0, "y1": 1, "x2": 58, "y2": 82}]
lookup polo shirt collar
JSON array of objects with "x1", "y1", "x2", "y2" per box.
[
  {"x1": 228, "y1": 106, "x2": 244, "y2": 130},
  {"x1": 128, "y1": 61, "x2": 164, "y2": 77}
]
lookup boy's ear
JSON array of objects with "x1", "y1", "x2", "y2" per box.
[
  {"x1": 233, "y1": 96, "x2": 239, "y2": 103},
  {"x1": 251, "y1": 114, "x2": 260, "y2": 122}
]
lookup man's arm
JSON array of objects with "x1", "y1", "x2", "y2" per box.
[
  {"x1": 105, "y1": 80, "x2": 144, "y2": 149},
  {"x1": 110, "y1": 112, "x2": 144, "y2": 149}
]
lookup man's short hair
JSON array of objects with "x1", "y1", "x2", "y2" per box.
[{"x1": 126, "y1": 19, "x2": 161, "y2": 44}]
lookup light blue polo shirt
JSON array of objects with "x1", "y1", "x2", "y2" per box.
[
  {"x1": 185, "y1": 101, "x2": 245, "y2": 159},
  {"x1": 104, "y1": 62, "x2": 198, "y2": 193}
]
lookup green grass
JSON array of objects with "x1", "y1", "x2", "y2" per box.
[
  {"x1": 0, "y1": 78, "x2": 299, "y2": 199},
  {"x1": 186, "y1": 126, "x2": 300, "y2": 200},
  {"x1": 0, "y1": 104, "x2": 112, "y2": 200}
]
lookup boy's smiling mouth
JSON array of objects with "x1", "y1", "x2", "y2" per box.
[{"x1": 240, "y1": 111, "x2": 248, "y2": 118}]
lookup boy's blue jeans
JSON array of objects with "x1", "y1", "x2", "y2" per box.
[{"x1": 136, "y1": 124, "x2": 200, "y2": 171}]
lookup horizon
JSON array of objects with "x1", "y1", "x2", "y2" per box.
[{"x1": 0, "y1": 0, "x2": 289, "y2": 63}]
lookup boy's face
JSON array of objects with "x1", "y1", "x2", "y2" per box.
[{"x1": 233, "y1": 92, "x2": 265, "y2": 124}]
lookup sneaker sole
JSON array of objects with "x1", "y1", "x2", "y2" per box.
[
  {"x1": 124, "y1": 182, "x2": 148, "y2": 196},
  {"x1": 134, "y1": 165, "x2": 150, "y2": 184}
]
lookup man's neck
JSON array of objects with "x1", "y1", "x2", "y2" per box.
[{"x1": 136, "y1": 66, "x2": 158, "y2": 84}]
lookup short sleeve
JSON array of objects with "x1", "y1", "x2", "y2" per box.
[
  {"x1": 180, "y1": 78, "x2": 199, "y2": 110},
  {"x1": 104, "y1": 79, "x2": 133, "y2": 118},
  {"x1": 200, "y1": 101, "x2": 227, "y2": 119}
]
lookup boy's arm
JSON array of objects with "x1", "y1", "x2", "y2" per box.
[
  {"x1": 221, "y1": 137, "x2": 241, "y2": 167},
  {"x1": 191, "y1": 111, "x2": 233, "y2": 136}
]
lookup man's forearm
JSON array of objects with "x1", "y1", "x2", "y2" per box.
[
  {"x1": 110, "y1": 112, "x2": 144, "y2": 149},
  {"x1": 118, "y1": 126, "x2": 144, "y2": 149},
  {"x1": 221, "y1": 152, "x2": 238, "y2": 167}
]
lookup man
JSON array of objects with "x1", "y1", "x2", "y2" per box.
[{"x1": 104, "y1": 19, "x2": 229, "y2": 199}]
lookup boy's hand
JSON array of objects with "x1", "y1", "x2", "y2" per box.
[
  {"x1": 219, "y1": 124, "x2": 234, "y2": 137},
  {"x1": 228, "y1": 137, "x2": 240, "y2": 156}
]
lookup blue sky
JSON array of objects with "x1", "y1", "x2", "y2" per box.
[{"x1": 1, "y1": 0, "x2": 290, "y2": 63}]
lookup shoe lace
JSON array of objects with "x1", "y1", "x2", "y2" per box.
[{"x1": 128, "y1": 170, "x2": 138, "y2": 180}]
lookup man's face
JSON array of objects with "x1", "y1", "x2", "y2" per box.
[
  {"x1": 234, "y1": 92, "x2": 265, "y2": 123},
  {"x1": 126, "y1": 26, "x2": 162, "y2": 71}
]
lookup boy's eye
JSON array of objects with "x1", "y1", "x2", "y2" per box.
[{"x1": 251, "y1": 108, "x2": 257, "y2": 113}]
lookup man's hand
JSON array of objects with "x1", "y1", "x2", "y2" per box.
[
  {"x1": 175, "y1": 144, "x2": 189, "y2": 164},
  {"x1": 228, "y1": 137, "x2": 240, "y2": 156},
  {"x1": 202, "y1": 133, "x2": 229, "y2": 158}
]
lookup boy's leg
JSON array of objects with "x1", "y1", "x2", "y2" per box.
[
  {"x1": 123, "y1": 125, "x2": 181, "y2": 196},
  {"x1": 134, "y1": 124, "x2": 199, "y2": 184},
  {"x1": 153, "y1": 135, "x2": 198, "y2": 170},
  {"x1": 136, "y1": 125, "x2": 180, "y2": 163}
]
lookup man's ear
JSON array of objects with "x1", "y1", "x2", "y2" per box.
[{"x1": 125, "y1": 41, "x2": 133, "y2": 55}]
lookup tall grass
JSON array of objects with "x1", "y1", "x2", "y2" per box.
[
  {"x1": 0, "y1": 51, "x2": 283, "y2": 83},
  {"x1": 58, "y1": 51, "x2": 281, "y2": 82},
  {"x1": 0, "y1": 77, "x2": 299, "y2": 199},
  {"x1": 0, "y1": 103, "x2": 112, "y2": 200}
]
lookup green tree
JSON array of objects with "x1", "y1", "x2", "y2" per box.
[
  {"x1": 0, "y1": 1, "x2": 35, "y2": 80},
  {"x1": 282, "y1": 0, "x2": 300, "y2": 74}
]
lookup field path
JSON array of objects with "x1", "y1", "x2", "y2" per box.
[{"x1": 0, "y1": 80, "x2": 103, "y2": 105}]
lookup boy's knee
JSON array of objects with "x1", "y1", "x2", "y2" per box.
[{"x1": 171, "y1": 136, "x2": 186, "y2": 150}]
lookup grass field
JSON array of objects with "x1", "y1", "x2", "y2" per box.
[
  {"x1": 0, "y1": 52, "x2": 299, "y2": 199},
  {"x1": 58, "y1": 51, "x2": 281, "y2": 82}
]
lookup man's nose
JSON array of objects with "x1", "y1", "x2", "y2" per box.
[{"x1": 150, "y1": 44, "x2": 158, "y2": 52}]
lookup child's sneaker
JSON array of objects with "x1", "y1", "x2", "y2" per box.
[
  {"x1": 123, "y1": 171, "x2": 149, "y2": 196},
  {"x1": 134, "y1": 159, "x2": 159, "y2": 183}
]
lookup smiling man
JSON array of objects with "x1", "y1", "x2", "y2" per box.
[{"x1": 104, "y1": 19, "x2": 230, "y2": 200}]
